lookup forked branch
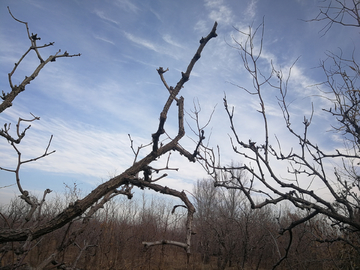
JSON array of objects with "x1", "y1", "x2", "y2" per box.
[
  {"x1": 0, "y1": 7, "x2": 80, "y2": 113},
  {"x1": 0, "y1": 22, "x2": 218, "y2": 251}
]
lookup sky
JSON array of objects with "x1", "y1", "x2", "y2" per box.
[{"x1": 0, "y1": 0, "x2": 359, "y2": 206}]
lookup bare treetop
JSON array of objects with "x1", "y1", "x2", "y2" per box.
[{"x1": 0, "y1": 7, "x2": 81, "y2": 114}]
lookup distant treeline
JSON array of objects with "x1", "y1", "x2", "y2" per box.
[{"x1": 0, "y1": 179, "x2": 358, "y2": 269}]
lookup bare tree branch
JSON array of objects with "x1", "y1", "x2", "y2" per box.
[
  {"x1": 0, "y1": 22, "x2": 217, "y2": 267},
  {"x1": 307, "y1": 0, "x2": 360, "y2": 35},
  {"x1": 0, "y1": 7, "x2": 80, "y2": 113}
]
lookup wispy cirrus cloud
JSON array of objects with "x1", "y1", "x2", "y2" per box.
[
  {"x1": 114, "y1": 0, "x2": 139, "y2": 14},
  {"x1": 93, "y1": 34, "x2": 115, "y2": 45},
  {"x1": 123, "y1": 31, "x2": 160, "y2": 53},
  {"x1": 122, "y1": 31, "x2": 184, "y2": 59},
  {"x1": 0, "y1": 107, "x2": 136, "y2": 180},
  {"x1": 149, "y1": 8, "x2": 162, "y2": 22},
  {"x1": 162, "y1": 34, "x2": 184, "y2": 48},
  {"x1": 94, "y1": 9, "x2": 120, "y2": 25}
]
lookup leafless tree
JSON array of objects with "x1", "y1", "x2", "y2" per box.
[
  {"x1": 199, "y1": 1, "x2": 360, "y2": 268},
  {"x1": 0, "y1": 7, "x2": 218, "y2": 268},
  {"x1": 308, "y1": 0, "x2": 360, "y2": 35},
  {"x1": 193, "y1": 178, "x2": 317, "y2": 269}
]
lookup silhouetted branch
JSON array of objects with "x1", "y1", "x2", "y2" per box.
[{"x1": 0, "y1": 7, "x2": 80, "y2": 113}]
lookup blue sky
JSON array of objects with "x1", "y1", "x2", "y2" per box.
[{"x1": 0, "y1": 0, "x2": 359, "y2": 204}]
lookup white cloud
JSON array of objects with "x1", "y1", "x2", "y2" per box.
[
  {"x1": 123, "y1": 31, "x2": 160, "y2": 53},
  {"x1": 194, "y1": 20, "x2": 208, "y2": 33},
  {"x1": 122, "y1": 31, "x2": 185, "y2": 60},
  {"x1": 209, "y1": 6, "x2": 233, "y2": 25},
  {"x1": 93, "y1": 35, "x2": 115, "y2": 45},
  {"x1": 0, "y1": 107, "x2": 134, "y2": 180},
  {"x1": 162, "y1": 34, "x2": 184, "y2": 48},
  {"x1": 114, "y1": 0, "x2": 139, "y2": 13},
  {"x1": 149, "y1": 8, "x2": 162, "y2": 22},
  {"x1": 94, "y1": 9, "x2": 120, "y2": 25},
  {"x1": 204, "y1": 0, "x2": 233, "y2": 25},
  {"x1": 245, "y1": 0, "x2": 258, "y2": 20}
]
